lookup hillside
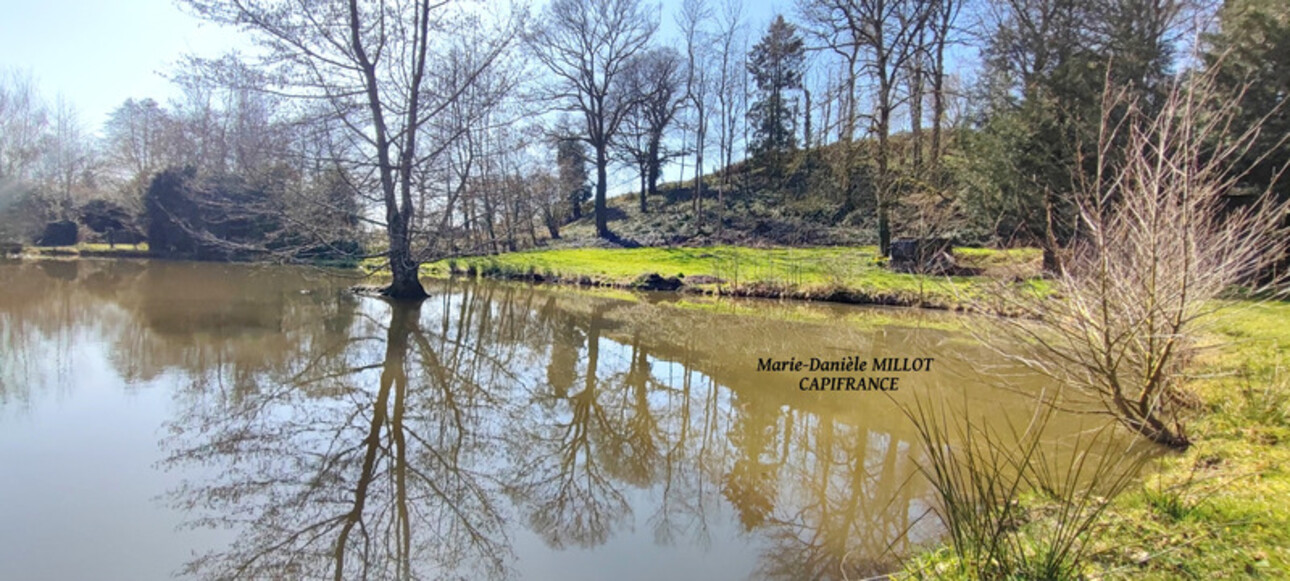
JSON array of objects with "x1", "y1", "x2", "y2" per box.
[{"x1": 551, "y1": 157, "x2": 883, "y2": 249}]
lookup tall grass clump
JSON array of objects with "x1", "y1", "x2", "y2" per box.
[{"x1": 902, "y1": 397, "x2": 1147, "y2": 580}]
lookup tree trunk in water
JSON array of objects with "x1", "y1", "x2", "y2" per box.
[
  {"x1": 382, "y1": 222, "x2": 427, "y2": 300},
  {"x1": 385, "y1": 258, "x2": 427, "y2": 300},
  {"x1": 595, "y1": 145, "x2": 609, "y2": 238}
]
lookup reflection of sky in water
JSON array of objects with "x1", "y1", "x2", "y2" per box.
[
  {"x1": 0, "y1": 260, "x2": 1066, "y2": 580},
  {"x1": 0, "y1": 327, "x2": 235, "y2": 581}
]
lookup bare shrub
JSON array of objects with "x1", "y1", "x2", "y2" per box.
[{"x1": 987, "y1": 70, "x2": 1289, "y2": 449}]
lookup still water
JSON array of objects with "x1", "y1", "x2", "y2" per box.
[{"x1": 1, "y1": 259, "x2": 1075, "y2": 580}]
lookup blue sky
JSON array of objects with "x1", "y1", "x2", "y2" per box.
[
  {"x1": 0, "y1": 0, "x2": 789, "y2": 136},
  {"x1": 0, "y1": 1, "x2": 243, "y2": 131}
]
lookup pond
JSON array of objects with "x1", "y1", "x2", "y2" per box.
[{"x1": 0, "y1": 259, "x2": 1090, "y2": 580}]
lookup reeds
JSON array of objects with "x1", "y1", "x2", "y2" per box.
[{"x1": 901, "y1": 395, "x2": 1149, "y2": 580}]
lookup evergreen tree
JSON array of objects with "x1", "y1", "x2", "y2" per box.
[
  {"x1": 1205, "y1": 0, "x2": 1290, "y2": 199},
  {"x1": 968, "y1": 0, "x2": 1186, "y2": 270},
  {"x1": 556, "y1": 138, "x2": 591, "y2": 221},
  {"x1": 746, "y1": 15, "x2": 805, "y2": 173}
]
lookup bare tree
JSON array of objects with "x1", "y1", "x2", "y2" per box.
[
  {"x1": 988, "y1": 73, "x2": 1289, "y2": 449},
  {"x1": 527, "y1": 168, "x2": 566, "y2": 240},
  {"x1": 0, "y1": 69, "x2": 49, "y2": 182},
  {"x1": 927, "y1": 0, "x2": 963, "y2": 171},
  {"x1": 714, "y1": 0, "x2": 748, "y2": 196},
  {"x1": 43, "y1": 96, "x2": 96, "y2": 218},
  {"x1": 181, "y1": 0, "x2": 516, "y2": 299},
  {"x1": 615, "y1": 47, "x2": 683, "y2": 214},
  {"x1": 528, "y1": 0, "x2": 659, "y2": 239},
  {"x1": 798, "y1": 0, "x2": 864, "y2": 209},
  {"x1": 798, "y1": 0, "x2": 933, "y2": 253},
  {"x1": 103, "y1": 98, "x2": 172, "y2": 187},
  {"x1": 677, "y1": 0, "x2": 714, "y2": 230},
  {"x1": 424, "y1": 42, "x2": 527, "y2": 256}
]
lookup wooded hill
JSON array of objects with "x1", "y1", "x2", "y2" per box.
[{"x1": 529, "y1": 130, "x2": 1006, "y2": 252}]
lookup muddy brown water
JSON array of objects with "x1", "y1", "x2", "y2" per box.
[{"x1": 0, "y1": 259, "x2": 1124, "y2": 580}]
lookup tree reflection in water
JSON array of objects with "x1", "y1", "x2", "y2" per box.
[
  {"x1": 153, "y1": 278, "x2": 987, "y2": 579},
  {"x1": 1, "y1": 262, "x2": 1066, "y2": 580},
  {"x1": 161, "y1": 294, "x2": 513, "y2": 580},
  {"x1": 509, "y1": 303, "x2": 632, "y2": 549}
]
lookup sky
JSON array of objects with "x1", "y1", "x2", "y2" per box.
[
  {"x1": 0, "y1": 0, "x2": 789, "y2": 138},
  {"x1": 0, "y1": 0, "x2": 244, "y2": 132}
]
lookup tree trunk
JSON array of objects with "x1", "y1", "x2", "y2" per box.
[
  {"x1": 481, "y1": 188, "x2": 499, "y2": 255},
  {"x1": 383, "y1": 241, "x2": 427, "y2": 300},
  {"x1": 931, "y1": 23, "x2": 946, "y2": 171},
  {"x1": 528, "y1": 211, "x2": 538, "y2": 248},
  {"x1": 546, "y1": 215, "x2": 561, "y2": 240},
  {"x1": 877, "y1": 81, "x2": 893, "y2": 257},
  {"x1": 639, "y1": 164, "x2": 648, "y2": 214},
  {"x1": 878, "y1": 200, "x2": 891, "y2": 257},
  {"x1": 595, "y1": 144, "x2": 609, "y2": 238},
  {"x1": 1042, "y1": 189, "x2": 1063, "y2": 274},
  {"x1": 803, "y1": 87, "x2": 812, "y2": 150},
  {"x1": 646, "y1": 130, "x2": 663, "y2": 210},
  {"x1": 693, "y1": 109, "x2": 705, "y2": 230},
  {"x1": 693, "y1": 147, "x2": 704, "y2": 230},
  {"x1": 910, "y1": 51, "x2": 924, "y2": 172}
]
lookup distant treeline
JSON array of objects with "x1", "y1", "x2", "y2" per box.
[{"x1": 0, "y1": 0, "x2": 1284, "y2": 273}]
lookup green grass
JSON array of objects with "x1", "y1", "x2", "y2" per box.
[
  {"x1": 902, "y1": 300, "x2": 1290, "y2": 579},
  {"x1": 423, "y1": 246, "x2": 1037, "y2": 309},
  {"x1": 952, "y1": 246, "x2": 1040, "y2": 263}
]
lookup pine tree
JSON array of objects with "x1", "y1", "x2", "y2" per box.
[
  {"x1": 556, "y1": 138, "x2": 591, "y2": 221},
  {"x1": 1205, "y1": 0, "x2": 1290, "y2": 199},
  {"x1": 746, "y1": 15, "x2": 804, "y2": 175}
]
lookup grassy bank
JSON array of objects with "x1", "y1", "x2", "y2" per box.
[
  {"x1": 420, "y1": 245, "x2": 1042, "y2": 310},
  {"x1": 11, "y1": 242, "x2": 152, "y2": 259},
  {"x1": 10, "y1": 243, "x2": 364, "y2": 267},
  {"x1": 903, "y1": 301, "x2": 1290, "y2": 579}
]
